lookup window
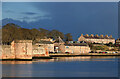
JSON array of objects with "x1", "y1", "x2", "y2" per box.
[
  {"x1": 66, "y1": 46, "x2": 69, "y2": 48},
  {"x1": 56, "y1": 47, "x2": 58, "y2": 49}
]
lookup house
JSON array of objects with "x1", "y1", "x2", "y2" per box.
[
  {"x1": 115, "y1": 38, "x2": 120, "y2": 46},
  {"x1": 2, "y1": 40, "x2": 33, "y2": 59},
  {"x1": 54, "y1": 37, "x2": 91, "y2": 54},
  {"x1": 34, "y1": 40, "x2": 54, "y2": 54},
  {"x1": 54, "y1": 37, "x2": 65, "y2": 53},
  {"x1": 78, "y1": 34, "x2": 115, "y2": 44},
  {"x1": 65, "y1": 43, "x2": 91, "y2": 54},
  {"x1": 11, "y1": 40, "x2": 33, "y2": 59},
  {"x1": 2, "y1": 39, "x2": 52, "y2": 59}
]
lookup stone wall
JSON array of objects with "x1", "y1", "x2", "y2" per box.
[
  {"x1": 2, "y1": 40, "x2": 91, "y2": 59},
  {"x1": 65, "y1": 46, "x2": 91, "y2": 54},
  {"x1": 32, "y1": 45, "x2": 48, "y2": 57},
  {"x1": 11, "y1": 40, "x2": 33, "y2": 59},
  {"x1": 35, "y1": 43, "x2": 54, "y2": 53},
  {"x1": 2, "y1": 45, "x2": 15, "y2": 59},
  {"x1": 1, "y1": 40, "x2": 51, "y2": 59},
  {"x1": 54, "y1": 43, "x2": 65, "y2": 53},
  {"x1": 2, "y1": 40, "x2": 33, "y2": 59}
]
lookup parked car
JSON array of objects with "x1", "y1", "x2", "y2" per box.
[
  {"x1": 95, "y1": 52, "x2": 97, "y2": 53},
  {"x1": 99, "y1": 52, "x2": 102, "y2": 53},
  {"x1": 115, "y1": 52, "x2": 117, "y2": 53},
  {"x1": 102, "y1": 52, "x2": 105, "y2": 54},
  {"x1": 54, "y1": 52, "x2": 58, "y2": 54},
  {"x1": 112, "y1": 52, "x2": 118, "y2": 54},
  {"x1": 112, "y1": 52, "x2": 115, "y2": 54},
  {"x1": 65, "y1": 52, "x2": 70, "y2": 54},
  {"x1": 89, "y1": 51, "x2": 94, "y2": 53},
  {"x1": 105, "y1": 52, "x2": 107, "y2": 53},
  {"x1": 49, "y1": 52, "x2": 54, "y2": 54}
]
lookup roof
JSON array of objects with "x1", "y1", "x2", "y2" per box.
[
  {"x1": 83, "y1": 36, "x2": 114, "y2": 39},
  {"x1": 13, "y1": 40, "x2": 32, "y2": 43},
  {"x1": 36, "y1": 41, "x2": 53, "y2": 44},
  {"x1": 64, "y1": 43, "x2": 88, "y2": 46},
  {"x1": 79, "y1": 41, "x2": 87, "y2": 43},
  {"x1": 54, "y1": 37, "x2": 65, "y2": 43}
]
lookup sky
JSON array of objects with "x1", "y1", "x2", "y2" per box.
[{"x1": 2, "y1": 2, "x2": 118, "y2": 40}]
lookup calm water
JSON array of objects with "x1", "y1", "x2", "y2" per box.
[{"x1": 2, "y1": 56, "x2": 119, "y2": 77}]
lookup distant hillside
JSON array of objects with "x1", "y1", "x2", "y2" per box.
[
  {"x1": 2, "y1": 18, "x2": 56, "y2": 30},
  {"x1": 2, "y1": 18, "x2": 30, "y2": 28}
]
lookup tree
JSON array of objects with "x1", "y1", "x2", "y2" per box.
[
  {"x1": 20, "y1": 28, "x2": 31, "y2": 40},
  {"x1": 2, "y1": 23, "x2": 22, "y2": 44},
  {"x1": 2, "y1": 23, "x2": 73, "y2": 44},
  {"x1": 48, "y1": 30, "x2": 64, "y2": 40},
  {"x1": 39, "y1": 28, "x2": 49, "y2": 38},
  {"x1": 30, "y1": 28, "x2": 41, "y2": 41},
  {"x1": 65, "y1": 33, "x2": 73, "y2": 41}
]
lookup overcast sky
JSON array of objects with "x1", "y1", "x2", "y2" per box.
[{"x1": 2, "y1": 2, "x2": 118, "y2": 40}]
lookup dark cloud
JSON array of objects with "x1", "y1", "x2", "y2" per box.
[
  {"x1": 31, "y1": 2, "x2": 118, "y2": 40},
  {"x1": 22, "y1": 12, "x2": 37, "y2": 15},
  {"x1": 3, "y1": 2, "x2": 118, "y2": 40}
]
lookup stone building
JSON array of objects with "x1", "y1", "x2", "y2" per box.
[
  {"x1": 11, "y1": 40, "x2": 33, "y2": 59},
  {"x1": 65, "y1": 43, "x2": 91, "y2": 54},
  {"x1": 115, "y1": 38, "x2": 120, "y2": 46},
  {"x1": 2, "y1": 45, "x2": 14, "y2": 59},
  {"x1": 78, "y1": 34, "x2": 115, "y2": 44},
  {"x1": 2, "y1": 40, "x2": 51, "y2": 59},
  {"x1": 32, "y1": 45, "x2": 47, "y2": 57},
  {"x1": 34, "y1": 41, "x2": 54, "y2": 54},
  {"x1": 54, "y1": 37, "x2": 65, "y2": 53},
  {"x1": 2, "y1": 40, "x2": 33, "y2": 59},
  {"x1": 53, "y1": 37, "x2": 91, "y2": 54}
]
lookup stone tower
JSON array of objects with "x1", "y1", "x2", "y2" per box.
[{"x1": 11, "y1": 40, "x2": 32, "y2": 60}]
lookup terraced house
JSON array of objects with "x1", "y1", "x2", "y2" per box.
[
  {"x1": 65, "y1": 43, "x2": 90, "y2": 54},
  {"x1": 78, "y1": 34, "x2": 115, "y2": 44}
]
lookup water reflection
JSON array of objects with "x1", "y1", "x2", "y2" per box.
[
  {"x1": 53, "y1": 56, "x2": 117, "y2": 62},
  {"x1": 3, "y1": 63, "x2": 33, "y2": 77},
  {"x1": 54, "y1": 56, "x2": 91, "y2": 62},
  {"x1": 2, "y1": 61, "x2": 33, "y2": 64},
  {"x1": 2, "y1": 56, "x2": 118, "y2": 77},
  {"x1": 1, "y1": 56, "x2": 117, "y2": 64}
]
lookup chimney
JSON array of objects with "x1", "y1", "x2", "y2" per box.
[
  {"x1": 109, "y1": 35, "x2": 113, "y2": 38},
  {"x1": 90, "y1": 34, "x2": 94, "y2": 37},
  {"x1": 105, "y1": 35, "x2": 109, "y2": 38},
  {"x1": 100, "y1": 35, "x2": 104, "y2": 38},
  {"x1": 95, "y1": 34, "x2": 99, "y2": 37},
  {"x1": 81, "y1": 34, "x2": 83, "y2": 36},
  {"x1": 85, "y1": 34, "x2": 89, "y2": 37}
]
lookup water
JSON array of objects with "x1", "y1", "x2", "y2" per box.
[{"x1": 2, "y1": 56, "x2": 119, "y2": 77}]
